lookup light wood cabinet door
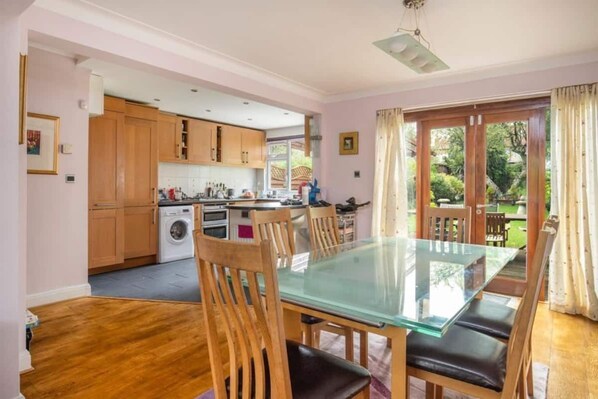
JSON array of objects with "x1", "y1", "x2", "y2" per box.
[
  {"x1": 124, "y1": 117, "x2": 158, "y2": 206},
  {"x1": 124, "y1": 206, "x2": 158, "y2": 258},
  {"x1": 89, "y1": 208, "x2": 124, "y2": 268},
  {"x1": 193, "y1": 204, "x2": 201, "y2": 231},
  {"x1": 89, "y1": 111, "x2": 124, "y2": 209},
  {"x1": 242, "y1": 129, "x2": 266, "y2": 168},
  {"x1": 158, "y1": 113, "x2": 182, "y2": 163},
  {"x1": 188, "y1": 119, "x2": 216, "y2": 163},
  {"x1": 221, "y1": 125, "x2": 243, "y2": 165}
]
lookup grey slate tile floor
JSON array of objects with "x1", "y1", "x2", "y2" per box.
[{"x1": 89, "y1": 258, "x2": 202, "y2": 302}]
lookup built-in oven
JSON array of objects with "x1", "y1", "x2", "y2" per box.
[{"x1": 201, "y1": 204, "x2": 229, "y2": 239}]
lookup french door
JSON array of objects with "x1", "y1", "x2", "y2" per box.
[{"x1": 411, "y1": 99, "x2": 549, "y2": 296}]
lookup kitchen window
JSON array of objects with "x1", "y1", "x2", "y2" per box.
[{"x1": 266, "y1": 138, "x2": 312, "y2": 193}]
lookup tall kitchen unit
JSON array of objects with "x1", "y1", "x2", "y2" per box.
[{"x1": 88, "y1": 97, "x2": 158, "y2": 273}]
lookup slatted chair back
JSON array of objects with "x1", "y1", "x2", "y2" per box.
[
  {"x1": 250, "y1": 208, "x2": 296, "y2": 263},
  {"x1": 194, "y1": 233, "x2": 292, "y2": 399},
  {"x1": 423, "y1": 206, "x2": 472, "y2": 244},
  {"x1": 500, "y1": 216, "x2": 559, "y2": 398},
  {"x1": 486, "y1": 212, "x2": 507, "y2": 237},
  {"x1": 306, "y1": 206, "x2": 341, "y2": 254}
]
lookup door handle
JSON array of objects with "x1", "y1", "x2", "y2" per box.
[
  {"x1": 476, "y1": 204, "x2": 494, "y2": 208},
  {"x1": 94, "y1": 203, "x2": 116, "y2": 207}
]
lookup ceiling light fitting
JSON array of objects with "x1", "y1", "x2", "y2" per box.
[{"x1": 373, "y1": 0, "x2": 448, "y2": 74}]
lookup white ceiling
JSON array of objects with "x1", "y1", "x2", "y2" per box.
[
  {"x1": 82, "y1": 59, "x2": 305, "y2": 130},
  {"x1": 81, "y1": 0, "x2": 598, "y2": 95}
]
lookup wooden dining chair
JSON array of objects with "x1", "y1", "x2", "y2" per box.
[
  {"x1": 405, "y1": 216, "x2": 559, "y2": 399},
  {"x1": 455, "y1": 215, "x2": 558, "y2": 396},
  {"x1": 194, "y1": 233, "x2": 371, "y2": 398},
  {"x1": 486, "y1": 212, "x2": 510, "y2": 247},
  {"x1": 306, "y1": 205, "x2": 369, "y2": 368},
  {"x1": 251, "y1": 208, "x2": 358, "y2": 364},
  {"x1": 423, "y1": 206, "x2": 472, "y2": 244}
]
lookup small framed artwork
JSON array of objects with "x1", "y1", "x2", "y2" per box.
[
  {"x1": 18, "y1": 54, "x2": 28, "y2": 145},
  {"x1": 339, "y1": 131, "x2": 358, "y2": 155},
  {"x1": 27, "y1": 113, "x2": 60, "y2": 175}
]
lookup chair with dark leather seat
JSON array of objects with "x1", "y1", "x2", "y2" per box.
[
  {"x1": 195, "y1": 233, "x2": 371, "y2": 399},
  {"x1": 407, "y1": 216, "x2": 558, "y2": 399},
  {"x1": 454, "y1": 217, "x2": 559, "y2": 395},
  {"x1": 423, "y1": 206, "x2": 472, "y2": 243},
  {"x1": 251, "y1": 208, "x2": 358, "y2": 365}
]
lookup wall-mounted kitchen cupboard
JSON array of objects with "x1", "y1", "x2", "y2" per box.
[
  {"x1": 158, "y1": 113, "x2": 265, "y2": 168},
  {"x1": 221, "y1": 125, "x2": 266, "y2": 168},
  {"x1": 89, "y1": 97, "x2": 159, "y2": 273}
]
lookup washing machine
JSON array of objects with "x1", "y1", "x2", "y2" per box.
[{"x1": 158, "y1": 205, "x2": 194, "y2": 263}]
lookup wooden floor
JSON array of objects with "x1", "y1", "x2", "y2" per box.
[{"x1": 21, "y1": 297, "x2": 598, "y2": 398}]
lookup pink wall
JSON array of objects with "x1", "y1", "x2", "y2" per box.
[
  {"x1": 22, "y1": 6, "x2": 323, "y2": 117},
  {"x1": 26, "y1": 48, "x2": 91, "y2": 301},
  {"x1": 320, "y1": 61, "x2": 598, "y2": 238},
  {"x1": 0, "y1": 13, "x2": 23, "y2": 399}
]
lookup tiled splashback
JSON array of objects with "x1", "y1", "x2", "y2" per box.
[{"x1": 158, "y1": 163, "x2": 258, "y2": 197}]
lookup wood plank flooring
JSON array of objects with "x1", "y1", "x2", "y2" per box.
[{"x1": 21, "y1": 297, "x2": 598, "y2": 398}]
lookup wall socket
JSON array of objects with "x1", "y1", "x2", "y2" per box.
[{"x1": 354, "y1": 171, "x2": 361, "y2": 178}]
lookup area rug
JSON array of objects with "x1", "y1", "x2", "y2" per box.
[{"x1": 196, "y1": 331, "x2": 548, "y2": 398}]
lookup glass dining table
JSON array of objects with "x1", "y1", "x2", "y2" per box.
[{"x1": 275, "y1": 236, "x2": 518, "y2": 399}]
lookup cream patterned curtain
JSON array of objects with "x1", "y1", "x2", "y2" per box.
[
  {"x1": 372, "y1": 108, "x2": 409, "y2": 237},
  {"x1": 550, "y1": 83, "x2": 598, "y2": 320}
]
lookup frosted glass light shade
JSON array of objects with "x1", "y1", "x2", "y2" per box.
[{"x1": 373, "y1": 32, "x2": 449, "y2": 74}]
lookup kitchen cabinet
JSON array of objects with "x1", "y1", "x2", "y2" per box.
[
  {"x1": 124, "y1": 206, "x2": 158, "y2": 258},
  {"x1": 89, "y1": 109, "x2": 124, "y2": 209},
  {"x1": 242, "y1": 128, "x2": 266, "y2": 167},
  {"x1": 89, "y1": 208, "x2": 124, "y2": 268},
  {"x1": 124, "y1": 106, "x2": 158, "y2": 207},
  {"x1": 193, "y1": 204, "x2": 201, "y2": 231},
  {"x1": 221, "y1": 126, "x2": 266, "y2": 167},
  {"x1": 158, "y1": 112, "x2": 183, "y2": 163},
  {"x1": 221, "y1": 125, "x2": 243, "y2": 165},
  {"x1": 188, "y1": 119, "x2": 218, "y2": 164}
]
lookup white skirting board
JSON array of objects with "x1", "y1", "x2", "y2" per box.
[
  {"x1": 26, "y1": 283, "x2": 91, "y2": 308},
  {"x1": 19, "y1": 350, "x2": 31, "y2": 373}
]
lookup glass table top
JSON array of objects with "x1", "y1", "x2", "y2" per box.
[{"x1": 275, "y1": 237, "x2": 518, "y2": 337}]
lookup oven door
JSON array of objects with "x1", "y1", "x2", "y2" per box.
[
  {"x1": 202, "y1": 224, "x2": 229, "y2": 240},
  {"x1": 202, "y1": 209, "x2": 229, "y2": 224}
]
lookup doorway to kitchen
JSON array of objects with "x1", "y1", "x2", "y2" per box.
[{"x1": 405, "y1": 97, "x2": 550, "y2": 297}]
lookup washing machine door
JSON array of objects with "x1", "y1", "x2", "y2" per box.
[{"x1": 166, "y1": 218, "x2": 191, "y2": 245}]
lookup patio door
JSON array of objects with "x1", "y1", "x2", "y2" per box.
[
  {"x1": 475, "y1": 110, "x2": 546, "y2": 296},
  {"x1": 410, "y1": 98, "x2": 549, "y2": 297}
]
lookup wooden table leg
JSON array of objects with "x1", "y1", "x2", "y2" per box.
[
  {"x1": 389, "y1": 327, "x2": 407, "y2": 399},
  {"x1": 283, "y1": 307, "x2": 302, "y2": 343}
]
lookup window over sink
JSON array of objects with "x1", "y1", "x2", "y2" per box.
[{"x1": 266, "y1": 138, "x2": 312, "y2": 194}]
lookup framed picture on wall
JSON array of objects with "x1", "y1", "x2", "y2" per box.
[
  {"x1": 27, "y1": 113, "x2": 60, "y2": 175},
  {"x1": 18, "y1": 54, "x2": 28, "y2": 145},
  {"x1": 339, "y1": 131, "x2": 358, "y2": 155}
]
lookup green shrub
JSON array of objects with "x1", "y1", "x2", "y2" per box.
[{"x1": 430, "y1": 172, "x2": 464, "y2": 204}]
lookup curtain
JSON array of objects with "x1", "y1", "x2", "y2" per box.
[
  {"x1": 549, "y1": 83, "x2": 598, "y2": 320},
  {"x1": 371, "y1": 108, "x2": 409, "y2": 237}
]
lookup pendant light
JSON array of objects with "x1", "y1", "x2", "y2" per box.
[{"x1": 373, "y1": 0, "x2": 449, "y2": 74}]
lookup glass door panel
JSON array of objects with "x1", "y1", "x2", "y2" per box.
[
  {"x1": 418, "y1": 118, "x2": 472, "y2": 238},
  {"x1": 476, "y1": 110, "x2": 545, "y2": 296},
  {"x1": 483, "y1": 119, "x2": 528, "y2": 281}
]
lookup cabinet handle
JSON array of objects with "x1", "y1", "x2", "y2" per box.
[
  {"x1": 212, "y1": 148, "x2": 216, "y2": 161},
  {"x1": 152, "y1": 187, "x2": 156, "y2": 204},
  {"x1": 176, "y1": 143, "x2": 181, "y2": 158},
  {"x1": 94, "y1": 203, "x2": 116, "y2": 207},
  {"x1": 152, "y1": 208, "x2": 156, "y2": 224}
]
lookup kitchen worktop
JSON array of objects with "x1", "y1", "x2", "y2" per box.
[
  {"x1": 226, "y1": 202, "x2": 307, "y2": 210},
  {"x1": 158, "y1": 198, "x2": 280, "y2": 207}
]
